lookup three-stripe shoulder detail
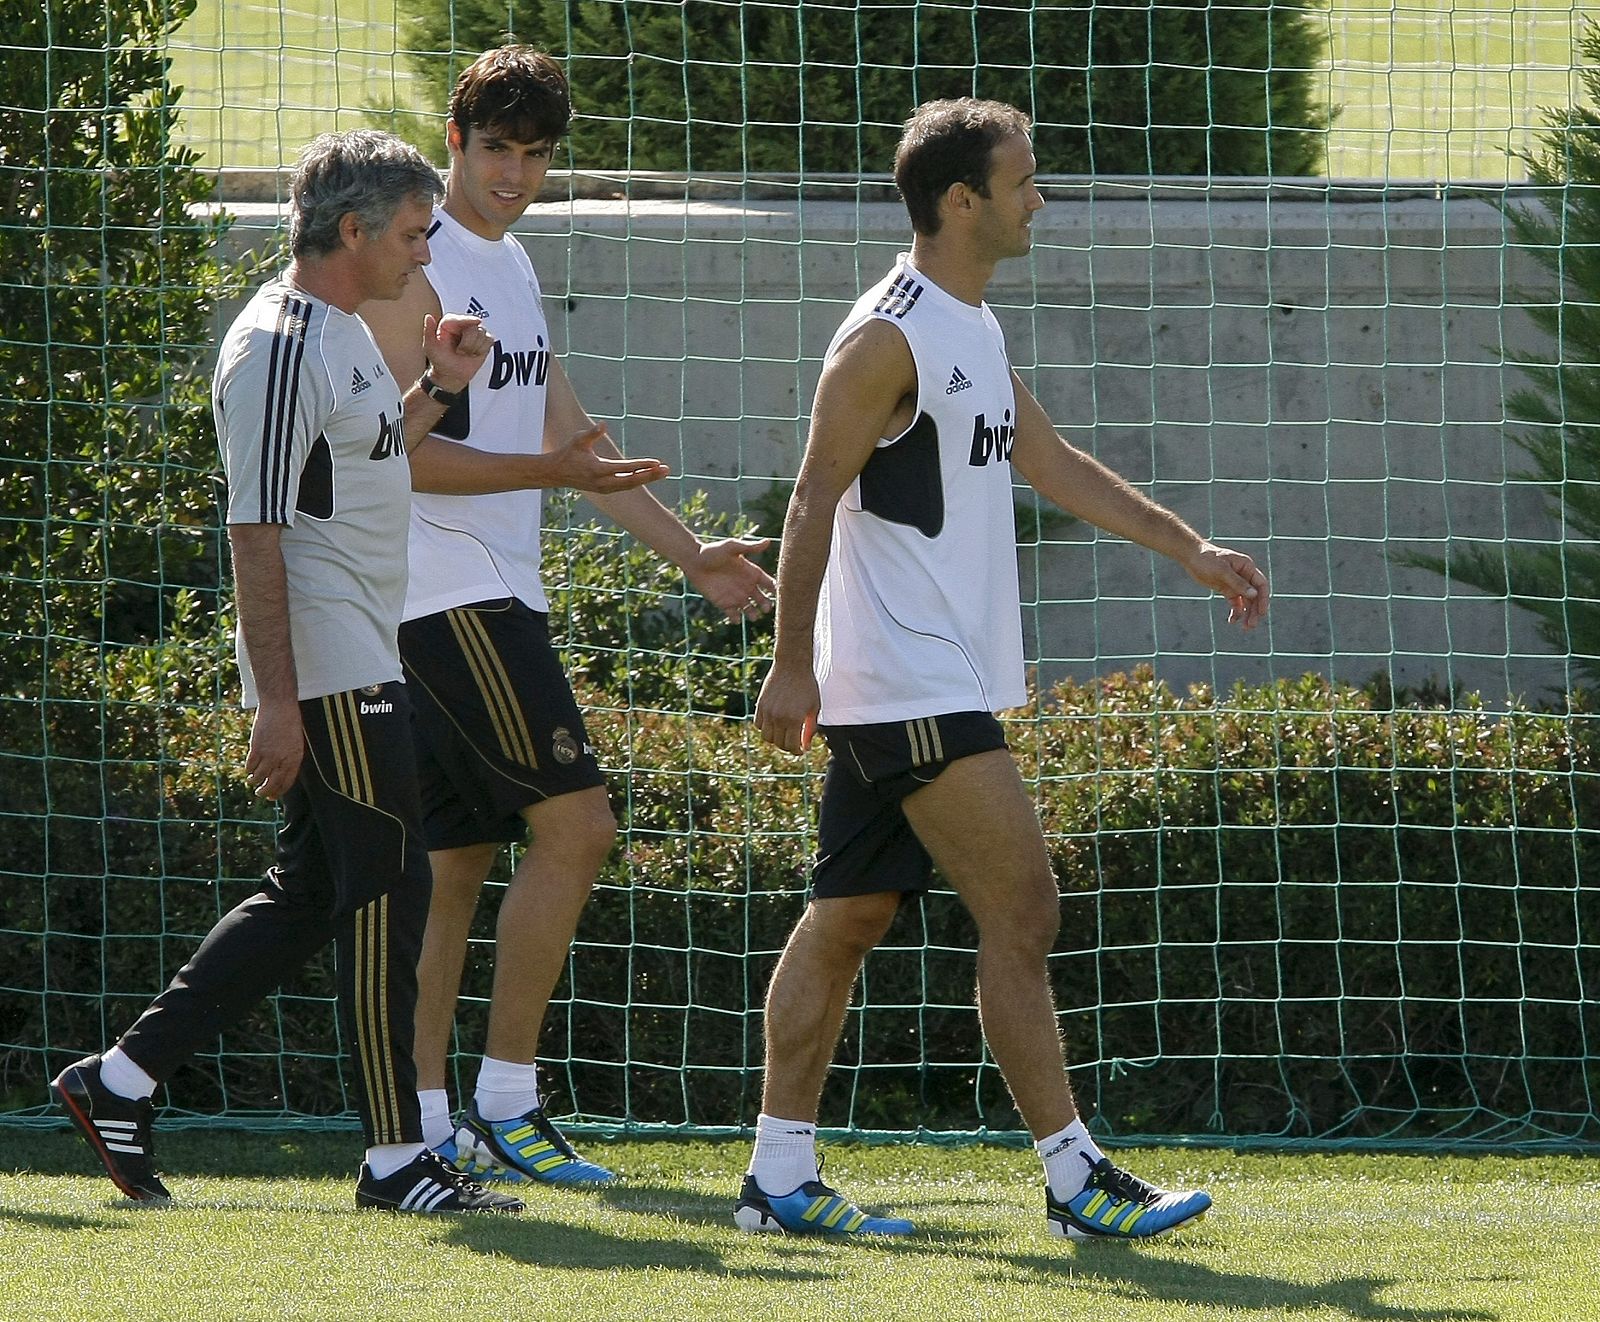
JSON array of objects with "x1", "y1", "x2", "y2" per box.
[
  {"x1": 873, "y1": 272, "x2": 924, "y2": 320},
  {"x1": 258, "y1": 293, "x2": 315, "y2": 523}
]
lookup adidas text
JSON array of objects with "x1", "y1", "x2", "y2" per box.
[{"x1": 946, "y1": 366, "x2": 973, "y2": 394}]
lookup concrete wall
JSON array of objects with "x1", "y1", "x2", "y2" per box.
[{"x1": 220, "y1": 185, "x2": 1567, "y2": 703}]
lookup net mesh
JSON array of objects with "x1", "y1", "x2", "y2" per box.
[{"x1": 3, "y1": 0, "x2": 1596, "y2": 1147}]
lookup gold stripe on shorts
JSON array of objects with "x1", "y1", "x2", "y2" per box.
[
  {"x1": 322, "y1": 691, "x2": 375, "y2": 804},
  {"x1": 446, "y1": 608, "x2": 540, "y2": 770}
]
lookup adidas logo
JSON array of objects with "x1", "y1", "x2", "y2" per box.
[
  {"x1": 398, "y1": 1176, "x2": 458, "y2": 1213},
  {"x1": 466, "y1": 296, "x2": 489, "y2": 319},
  {"x1": 351, "y1": 366, "x2": 371, "y2": 395},
  {"x1": 946, "y1": 365, "x2": 973, "y2": 395},
  {"x1": 94, "y1": 1117, "x2": 146, "y2": 1155}
]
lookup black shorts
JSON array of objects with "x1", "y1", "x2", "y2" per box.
[
  {"x1": 276, "y1": 681, "x2": 433, "y2": 913},
  {"x1": 811, "y1": 711, "x2": 1009, "y2": 900},
  {"x1": 398, "y1": 599, "x2": 606, "y2": 851}
]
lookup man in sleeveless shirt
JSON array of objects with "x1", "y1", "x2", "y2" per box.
[
  {"x1": 742, "y1": 100, "x2": 1271, "y2": 1240},
  {"x1": 52, "y1": 130, "x2": 521, "y2": 1214},
  {"x1": 360, "y1": 47, "x2": 774, "y2": 1186}
]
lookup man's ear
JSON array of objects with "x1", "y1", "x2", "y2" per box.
[
  {"x1": 446, "y1": 119, "x2": 464, "y2": 157},
  {"x1": 943, "y1": 180, "x2": 976, "y2": 221},
  {"x1": 338, "y1": 210, "x2": 364, "y2": 250}
]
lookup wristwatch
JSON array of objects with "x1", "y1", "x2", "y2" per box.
[{"x1": 418, "y1": 372, "x2": 461, "y2": 405}]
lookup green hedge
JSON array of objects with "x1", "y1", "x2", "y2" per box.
[
  {"x1": 397, "y1": 0, "x2": 1329, "y2": 176},
  {"x1": 6, "y1": 606, "x2": 1596, "y2": 1142}
]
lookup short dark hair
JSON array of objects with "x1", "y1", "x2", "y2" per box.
[
  {"x1": 289, "y1": 130, "x2": 442, "y2": 258},
  {"x1": 893, "y1": 99, "x2": 1033, "y2": 236},
  {"x1": 449, "y1": 45, "x2": 572, "y2": 145}
]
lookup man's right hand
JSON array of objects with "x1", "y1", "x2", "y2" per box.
[
  {"x1": 244, "y1": 697, "x2": 305, "y2": 800},
  {"x1": 754, "y1": 659, "x2": 820, "y2": 755},
  {"x1": 548, "y1": 422, "x2": 670, "y2": 493}
]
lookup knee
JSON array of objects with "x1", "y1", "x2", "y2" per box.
[
  {"x1": 805, "y1": 892, "x2": 900, "y2": 964},
  {"x1": 977, "y1": 878, "x2": 1060, "y2": 959},
  {"x1": 530, "y1": 792, "x2": 617, "y2": 869}
]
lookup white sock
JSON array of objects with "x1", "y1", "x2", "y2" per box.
[
  {"x1": 746, "y1": 1113, "x2": 819, "y2": 1195},
  {"x1": 418, "y1": 1089, "x2": 453, "y2": 1150},
  {"x1": 100, "y1": 1045, "x2": 156, "y2": 1101},
  {"x1": 1036, "y1": 1118, "x2": 1108, "y2": 1200},
  {"x1": 365, "y1": 1141, "x2": 426, "y2": 1180},
  {"x1": 474, "y1": 1056, "x2": 539, "y2": 1123}
]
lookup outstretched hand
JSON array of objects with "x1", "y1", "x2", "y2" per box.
[
  {"x1": 549, "y1": 422, "x2": 671, "y2": 493},
  {"x1": 686, "y1": 536, "x2": 776, "y2": 622},
  {"x1": 1184, "y1": 540, "x2": 1270, "y2": 629},
  {"x1": 424, "y1": 312, "x2": 493, "y2": 392}
]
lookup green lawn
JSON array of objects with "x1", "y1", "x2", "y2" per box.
[
  {"x1": 163, "y1": 0, "x2": 1586, "y2": 180},
  {"x1": 3, "y1": 1129, "x2": 1597, "y2": 1321}
]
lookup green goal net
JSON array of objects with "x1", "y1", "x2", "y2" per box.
[{"x1": 3, "y1": 0, "x2": 1596, "y2": 1149}]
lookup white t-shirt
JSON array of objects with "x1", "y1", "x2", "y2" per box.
[
  {"x1": 215, "y1": 277, "x2": 411, "y2": 706},
  {"x1": 403, "y1": 207, "x2": 552, "y2": 620},
  {"x1": 815, "y1": 256, "x2": 1028, "y2": 725}
]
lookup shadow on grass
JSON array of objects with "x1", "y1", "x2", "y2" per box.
[
  {"x1": 595, "y1": 1180, "x2": 991, "y2": 1249},
  {"x1": 989, "y1": 1240, "x2": 1498, "y2": 1322},
  {"x1": 441, "y1": 1213, "x2": 839, "y2": 1280}
]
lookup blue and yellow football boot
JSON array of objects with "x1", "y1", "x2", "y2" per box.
[
  {"x1": 1047, "y1": 1156, "x2": 1211, "y2": 1240},
  {"x1": 733, "y1": 1174, "x2": 915, "y2": 1237},
  {"x1": 451, "y1": 1103, "x2": 616, "y2": 1187}
]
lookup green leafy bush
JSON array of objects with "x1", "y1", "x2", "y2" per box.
[
  {"x1": 0, "y1": 0, "x2": 256, "y2": 1109},
  {"x1": 12, "y1": 592, "x2": 1596, "y2": 1142},
  {"x1": 398, "y1": 0, "x2": 1329, "y2": 176},
  {"x1": 1398, "y1": 24, "x2": 1600, "y2": 684}
]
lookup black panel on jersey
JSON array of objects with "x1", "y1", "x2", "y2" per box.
[
  {"x1": 434, "y1": 389, "x2": 471, "y2": 441},
  {"x1": 296, "y1": 434, "x2": 334, "y2": 520},
  {"x1": 858, "y1": 411, "x2": 943, "y2": 538}
]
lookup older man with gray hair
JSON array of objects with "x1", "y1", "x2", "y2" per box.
[{"x1": 51, "y1": 130, "x2": 522, "y2": 1215}]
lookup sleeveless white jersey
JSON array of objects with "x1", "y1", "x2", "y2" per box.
[
  {"x1": 403, "y1": 207, "x2": 552, "y2": 619},
  {"x1": 815, "y1": 256, "x2": 1027, "y2": 725},
  {"x1": 215, "y1": 276, "x2": 411, "y2": 707}
]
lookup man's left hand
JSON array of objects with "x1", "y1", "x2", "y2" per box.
[
  {"x1": 687, "y1": 537, "x2": 776, "y2": 621},
  {"x1": 1183, "y1": 540, "x2": 1270, "y2": 630}
]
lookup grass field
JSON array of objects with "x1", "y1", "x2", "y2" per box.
[
  {"x1": 162, "y1": 0, "x2": 1587, "y2": 180},
  {"x1": 4, "y1": 1129, "x2": 1597, "y2": 1321}
]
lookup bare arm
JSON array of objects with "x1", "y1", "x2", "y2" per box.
[
  {"x1": 754, "y1": 320, "x2": 916, "y2": 753},
  {"x1": 548, "y1": 357, "x2": 775, "y2": 618},
  {"x1": 1009, "y1": 371, "x2": 1269, "y2": 628},
  {"x1": 228, "y1": 521, "x2": 304, "y2": 799},
  {"x1": 361, "y1": 277, "x2": 667, "y2": 496}
]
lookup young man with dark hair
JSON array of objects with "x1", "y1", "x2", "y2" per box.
[
  {"x1": 742, "y1": 98, "x2": 1270, "y2": 1240},
  {"x1": 53, "y1": 130, "x2": 522, "y2": 1215},
  {"x1": 361, "y1": 46, "x2": 774, "y2": 1187}
]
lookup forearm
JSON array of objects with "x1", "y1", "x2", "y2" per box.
[
  {"x1": 227, "y1": 523, "x2": 298, "y2": 703},
  {"x1": 768, "y1": 486, "x2": 837, "y2": 667},
  {"x1": 408, "y1": 435, "x2": 565, "y2": 495},
  {"x1": 1029, "y1": 444, "x2": 1203, "y2": 563},
  {"x1": 582, "y1": 428, "x2": 698, "y2": 567}
]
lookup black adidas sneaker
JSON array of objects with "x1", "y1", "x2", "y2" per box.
[
  {"x1": 356, "y1": 1148, "x2": 525, "y2": 1214},
  {"x1": 51, "y1": 1054, "x2": 171, "y2": 1203}
]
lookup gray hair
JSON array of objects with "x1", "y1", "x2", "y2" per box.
[{"x1": 289, "y1": 130, "x2": 443, "y2": 258}]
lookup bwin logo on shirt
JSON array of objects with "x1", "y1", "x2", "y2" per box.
[
  {"x1": 360, "y1": 697, "x2": 394, "y2": 715},
  {"x1": 946, "y1": 365, "x2": 973, "y2": 395},
  {"x1": 488, "y1": 335, "x2": 551, "y2": 389},
  {"x1": 368, "y1": 409, "x2": 404, "y2": 460},
  {"x1": 967, "y1": 409, "x2": 1016, "y2": 466}
]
